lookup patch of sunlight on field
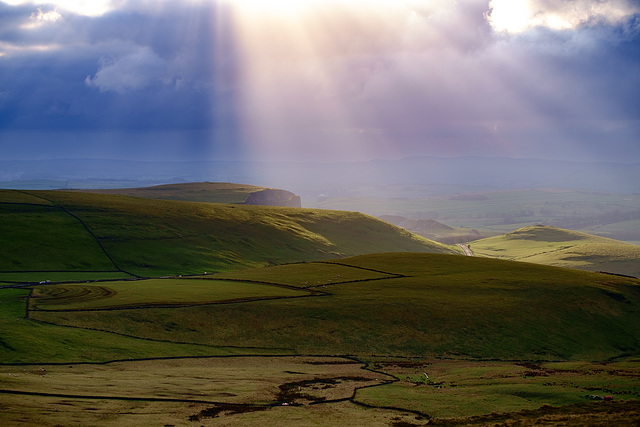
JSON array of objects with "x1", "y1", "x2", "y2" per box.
[
  {"x1": 30, "y1": 279, "x2": 310, "y2": 311},
  {"x1": 0, "y1": 356, "x2": 384, "y2": 402},
  {"x1": 356, "y1": 359, "x2": 640, "y2": 419},
  {"x1": 0, "y1": 396, "x2": 428, "y2": 427},
  {"x1": 0, "y1": 356, "x2": 425, "y2": 426}
]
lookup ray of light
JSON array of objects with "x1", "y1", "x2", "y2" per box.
[{"x1": 220, "y1": 1, "x2": 452, "y2": 163}]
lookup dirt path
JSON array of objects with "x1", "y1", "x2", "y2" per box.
[{"x1": 456, "y1": 244, "x2": 473, "y2": 256}]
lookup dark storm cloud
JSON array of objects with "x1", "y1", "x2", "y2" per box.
[{"x1": 0, "y1": 1, "x2": 238, "y2": 130}]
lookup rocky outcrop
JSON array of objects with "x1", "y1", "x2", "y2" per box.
[{"x1": 244, "y1": 189, "x2": 302, "y2": 208}]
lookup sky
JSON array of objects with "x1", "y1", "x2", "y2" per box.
[{"x1": 1, "y1": 0, "x2": 639, "y2": 163}]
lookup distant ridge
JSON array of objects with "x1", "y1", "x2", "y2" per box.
[
  {"x1": 69, "y1": 182, "x2": 302, "y2": 208},
  {"x1": 472, "y1": 225, "x2": 640, "y2": 277}
]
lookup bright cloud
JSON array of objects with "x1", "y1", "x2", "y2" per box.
[
  {"x1": 28, "y1": 7, "x2": 62, "y2": 24},
  {"x1": 488, "y1": 0, "x2": 640, "y2": 33}
]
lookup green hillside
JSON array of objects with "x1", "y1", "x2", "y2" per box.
[
  {"x1": 72, "y1": 182, "x2": 293, "y2": 205},
  {"x1": 26, "y1": 253, "x2": 640, "y2": 362},
  {"x1": 470, "y1": 225, "x2": 640, "y2": 277},
  {"x1": 0, "y1": 189, "x2": 454, "y2": 279}
]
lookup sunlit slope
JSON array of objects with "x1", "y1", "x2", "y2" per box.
[
  {"x1": 73, "y1": 182, "x2": 281, "y2": 204},
  {"x1": 34, "y1": 253, "x2": 640, "y2": 361},
  {"x1": 471, "y1": 225, "x2": 640, "y2": 277},
  {"x1": 0, "y1": 190, "x2": 454, "y2": 277}
]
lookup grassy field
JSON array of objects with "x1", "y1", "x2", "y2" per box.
[
  {"x1": 29, "y1": 253, "x2": 640, "y2": 361},
  {"x1": 0, "y1": 204, "x2": 118, "y2": 273},
  {"x1": 0, "y1": 189, "x2": 455, "y2": 278},
  {"x1": 0, "y1": 356, "x2": 426, "y2": 426},
  {"x1": 30, "y1": 278, "x2": 311, "y2": 311},
  {"x1": 0, "y1": 288, "x2": 274, "y2": 365},
  {"x1": 470, "y1": 225, "x2": 640, "y2": 277},
  {"x1": 72, "y1": 182, "x2": 269, "y2": 204},
  {"x1": 3, "y1": 253, "x2": 640, "y2": 425},
  {"x1": 3, "y1": 356, "x2": 637, "y2": 426},
  {"x1": 359, "y1": 358, "x2": 640, "y2": 421},
  {"x1": 2, "y1": 186, "x2": 640, "y2": 425}
]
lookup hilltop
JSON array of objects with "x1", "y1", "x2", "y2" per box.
[
  {"x1": 69, "y1": 182, "x2": 302, "y2": 207},
  {"x1": 0, "y1": 189, "x2": 454, "y2": 278},
  {"x1": 470, "y1": 225, "x2": 640, "y2": 277}
]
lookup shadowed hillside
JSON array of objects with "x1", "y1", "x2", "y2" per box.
[{"x1": 471, "y1": 225, "x2": 640, "y2": 277}]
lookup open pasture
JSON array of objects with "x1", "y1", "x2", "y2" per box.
[
  {"x1": 0, "y1": 203, "x2": 117, "y2": 273},
  {"x1": 0, "y1": 288, "x2": 261, "y2": 365},
  {"x1": 471, "y1": 225, "x2": 640, "y2": 277},
  {"x1": 0, "y1": 356, "x2": 386, "y2": 405},
  {"x1": 29, "y1": 279, "x2": 311, "y2": 311},
  {"x1": 31, "y1": 253, "x2": 640, "y2": 361},
  {"x1": 212, "y1": 261, "x2": 401, "y2": 288},
  {"x1": 3, "y1": 252, "x2": 640, "y2": 424},
  {"x1": 359, "y1": 358, "x2": 640, "y2": 419},
  {"x1": 1, "y1": 355, "x2": 639, "y2": 426},
  {"x1": 0, "y1": 356, "x2": 432, "y2": 426}
]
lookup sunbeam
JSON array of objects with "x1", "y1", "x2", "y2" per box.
[{"x1": 220, "y1": 0, "x2": 453, "y2": 164}]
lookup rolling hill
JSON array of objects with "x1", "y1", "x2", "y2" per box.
[
  {"x1": 0, "y1": 189, "x2": 455, "y2": 279},
  {"x1": 470, "y1": 225, "x2": 640, "y2": 277},
  {"x1": 26, "y1": 252, "x2": 640, "y2": 362}
]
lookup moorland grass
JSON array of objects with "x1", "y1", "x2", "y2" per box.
[
  {"x1": 2, "y1": 190, "x2": 454, "y2": 276},
  {"x1": 0, "y1": 356, "x2": 384, "y2": 405},
  {"x1": 3, "y1": 186, "x2": 640, "y2": 424},
  {"x1": 73, "y1": 182, "x2": 268, "y2": 204},
  {"x1": 0, "y1": 204, "x2": 116, "y2": 272},
  {"x1": 471, "y1": 225, "x2": 640, "y2": 276},
  {"x1": 32, "y1": 253, "x2": 640, "y2": 361},
  {"x1": 30, "y1": 279, "x2": 310, "y2": 311},
  {"x1": 0, "y1": 189, "x2": 54, "y2": 205},
  {"x1": 0, "y1": 288, "x2": 287, "y2": 364},
  {"x1": 212, "y1": 261, "x2": 400, "y2": 287},
  {"x1": 357, "y1": 358, "x2": 640, "y2": 418},
  {"x1": 4, "y1": 251, "x2": 640, "y2": 424}
]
